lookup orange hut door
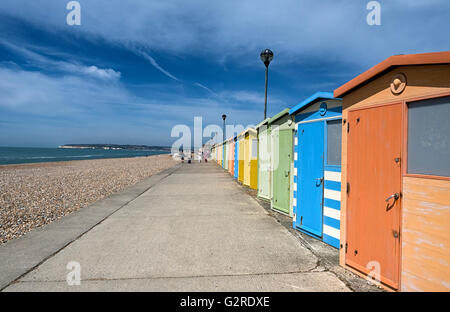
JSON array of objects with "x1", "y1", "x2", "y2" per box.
[{"x1": 346, "y1": 103, "x2": 402, "y2": 289}]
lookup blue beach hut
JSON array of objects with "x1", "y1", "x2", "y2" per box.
[{"x1": 289, "y1": 92, "x2": 342, "y2": 248}]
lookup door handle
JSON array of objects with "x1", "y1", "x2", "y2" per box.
[
  {"x1": 315, "y1": 178, "x2": 323, "y2": 185},
  {"x1": 385, "y1": 193, "x2": 400, "y2": 211},
  {"x1": 385, "y1": 193, "x2": 400, "y2": 202}
]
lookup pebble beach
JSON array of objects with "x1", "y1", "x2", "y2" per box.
[{"x1": 0, "y1": 154, "x2": 178, "y2": 244}]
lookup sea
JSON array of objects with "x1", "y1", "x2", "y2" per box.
[{"x1": 0, "y1": 146, "x2": 171, "y2": 165}]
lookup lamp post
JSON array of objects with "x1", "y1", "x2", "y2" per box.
[
  {"x1": 222, "y1": 114, "x2": 227, "y2": 142},
  {"x1": 260, "y1": 49, "x2": 274, "y2": 120}
]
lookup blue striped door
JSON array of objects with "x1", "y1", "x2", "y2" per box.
[{"x1": 295, "y1": 121, "x2": 324, "y2": 237}]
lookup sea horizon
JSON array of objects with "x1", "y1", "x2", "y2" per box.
[{"x1": 0, "y1": 146, "x2": 171, "y2": 166}]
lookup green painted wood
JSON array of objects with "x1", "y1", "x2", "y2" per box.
[
  {"x1": 271, "y1": 128, "x2": 292, "y2": 214},
  {"x1": 268, "y1": 110, "x2": 294, "y2": 215}
]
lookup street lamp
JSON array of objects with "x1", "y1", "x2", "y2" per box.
[
  {"x1": 260, "y1": 49, "x2": 274, "y2": 120},
  {"x1": 222, "y1": 114, "x2": 227, "y2": 142}
]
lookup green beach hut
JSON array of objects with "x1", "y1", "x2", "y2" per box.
[
  {"x1": 223, "y1": 140, "x2": 228, "y2": 170},
  {"x1": 269, "y1": 109, "x2": 294, "y2": 215}
]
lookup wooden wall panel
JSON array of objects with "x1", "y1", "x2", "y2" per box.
[{"x1": 401, "y1": 176, "x2": 450, "y2": 291}]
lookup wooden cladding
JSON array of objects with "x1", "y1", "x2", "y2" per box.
[{"x1": 401, "y1": 176, "x2": 450, "y2": 291}]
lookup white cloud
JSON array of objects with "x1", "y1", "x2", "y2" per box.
[
  {"x1": 1, "y1": 0, "x2": 449, "y2": 68},
  {"x1": 0, "y1": 40, "x2": 121, "y2": 81},
  {"x1": 0, "y1": 67, "x2": 126, "y2": 115},
  {"x1": 219, "y1": 90, "x2": 285, "y2": 107},
  {"x1": 132, "y1": 48, "x2": 217, "y2": 94},
  {"x1": 134, "y1": 50, "x2": 180, "y2": 82},
  {"x1": 0, "y1": 64, "x2": 278, "y2": 146},
  {"x1": 194, "y1": 82, "x2": 216, "y2": 94},
  {"x1": 60, "y1": 63, "x2": 121, "y2": 80},
  {"x1": 0, "y1": 66, "x2": 265, "y2": 126}
]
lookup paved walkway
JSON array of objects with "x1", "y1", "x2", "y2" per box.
[{"x1": 2, "y1": 162, "x2": 351, "y2": 291}]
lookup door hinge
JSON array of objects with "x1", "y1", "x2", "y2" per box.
[
  {"x1": 347, "y1": 122, "x2": 350, "y2": 133},
  {"x1": 345, "y1": 243, "x2": 348, "y2": 253},
  {"x1": 346, "y1": 182, "x2": 350, "y2": 194}
]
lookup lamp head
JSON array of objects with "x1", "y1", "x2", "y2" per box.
[{"x1": 260, "y1": 49, "x2": 274, "y2": 67}]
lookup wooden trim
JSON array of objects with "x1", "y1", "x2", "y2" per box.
[
  {"x1": 334, "y1": 51, "x2": 450, "y2": 98},
  {"x1": 404, "y1": 173, "x2": 450, "y2": 181},
  {"x1": 297, "y1": 116, "x2": 341, "y2": 124},
  {"x1": 347, "y1": 100, "x2": 402, "y2": 113},
  {"x1": 399, "y1": 101, "x2": 406, "y2": 291},
  {"x1": 404, "y1": 90, "x2": 450, "y2": 103}
]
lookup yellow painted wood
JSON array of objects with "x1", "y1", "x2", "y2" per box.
[
  {"x1": 238, "y1": 133, "x2": 245, "y2": 182},
  {"x1": 244, "y1": 134, "x2": 250, "y2": 186}
]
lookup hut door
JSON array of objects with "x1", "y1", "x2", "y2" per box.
[
  {"x1": 258, "y1": 129, "x2": 271, "y2": 199},
  {"x1": 346, "y1": 103, "x2": 402, "y2": 289},
  {"x1": 234, "y1": 141, "x2": 239, "y2": 179},
  {"x1": 243, "y1": 134, "x2": 250, "y2": 186},
  {"x1": 295, "y1": 121, "x2": 324, "y2": 237},
  {"x1": 272, "y1": 129, "x2": 292, "y2": 214}
]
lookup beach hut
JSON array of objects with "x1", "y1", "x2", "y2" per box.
[
  {"x1": 223, "y1": 140, "x2": 228, "y2": 170},
  {"x1": 214, "y1": 144, "x2": 219, "y2": 164},
  {"x1": 215, "y1": 145, "x2": 219, "y2": 164},
  {"x1": 217, "y1": 142, "x2": 222, "y2": 166},
  {"x1": 269, "y1": 109, "x2": 294, "y2": 215},
  {"x1": 256, "y1": 118, "x2": 271, "y2": 200},
  {"x1": 243, "y1": 132, "x2": 250, "y2": 185},
  {"x1": 234, "y1": 136, "x2": 239, "y2": 179},
  {"x1": 289, "y1": 92, "x2": 343, "y2": 248},
  {"x1": 211, "y1": 145, "x2": 215, "y2": 162},
  {"x1": 334, "y1": 51, "x2": 450, "y2": 291},
  {"x1": 228, "y1": 137, "x2": 234, "y2": 176},
  {"x1": 238, "y1": 131, "x2": 245, "y2": 183},
  {"x1": 243, "y1": 128, "x2": 258, "y2": 189}
]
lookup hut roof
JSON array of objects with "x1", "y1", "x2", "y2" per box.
[
  {"x1": 269, "y1": 108, "x2": 290, "y2": 124},
  {"x1": 289, "y1": 92, "x2": 337, "y2": 115},
  {"x1": 334, "y1": 51, "x2": 450, "y2": 98}
]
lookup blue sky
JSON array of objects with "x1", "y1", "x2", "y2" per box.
[{"x1": 0, "y1": 0, "x2": 449, "y2": 147}]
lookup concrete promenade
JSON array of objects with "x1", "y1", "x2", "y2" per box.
[{"x1": 0, "y1": 162, "x2": 362, "y2": 291}]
